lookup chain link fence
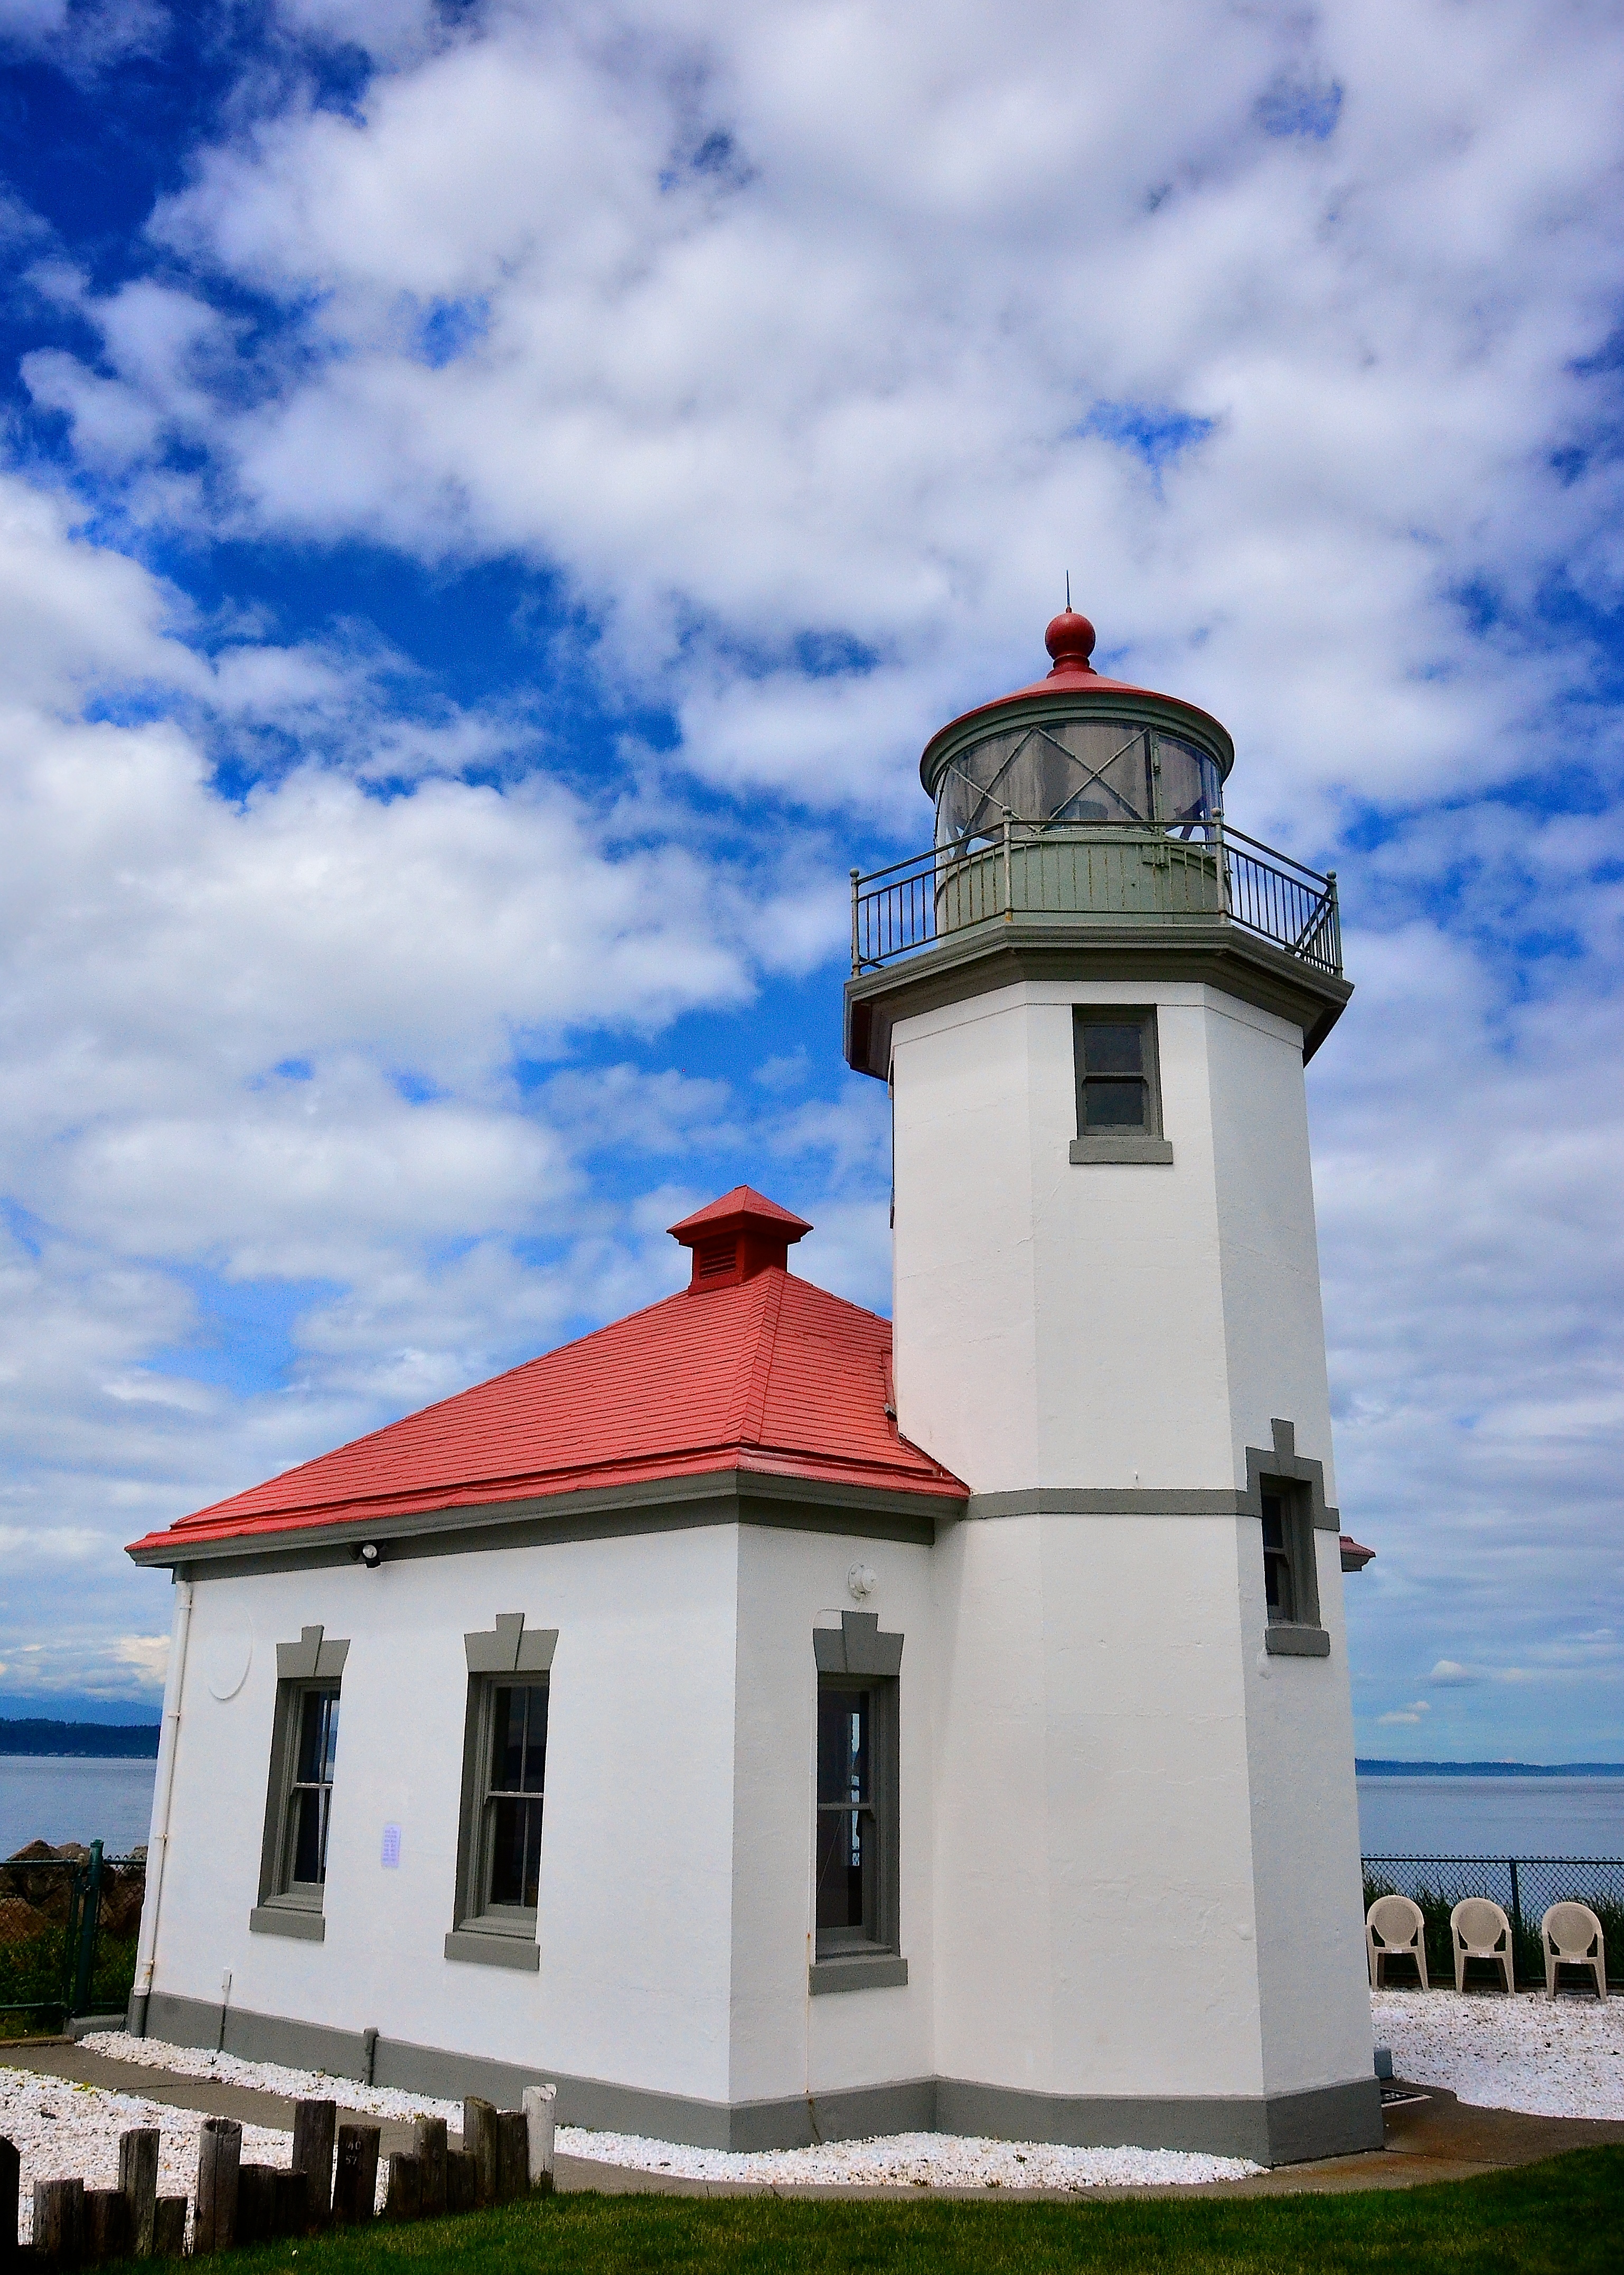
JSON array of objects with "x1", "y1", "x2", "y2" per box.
[
  {"x1": 0, "y1": 1841, "x2": 146, "y2": 2035},
  {"x1": 1363, "y1": 1853, "x2": 1623, "y2": 1990}
]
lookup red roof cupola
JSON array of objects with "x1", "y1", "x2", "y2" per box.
[{"x1": 669, "y1": 1185, "x2": 813, "y2": 1290}]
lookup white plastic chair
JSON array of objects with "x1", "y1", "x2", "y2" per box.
[
  {"x1": 1366, "y1": 1894, "x2": 1429, "y2": 1990},
  {"x1": 1541, "y1": 1902, "x2": 1607, "y2": 2000},
  {"x1": 1449, "y1": 1898, "x2": 1513, "y2": 1993}
]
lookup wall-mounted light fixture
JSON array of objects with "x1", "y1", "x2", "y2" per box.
[{"x1": 357, "y1": 1541, "x2": 382, "y2": 1569}]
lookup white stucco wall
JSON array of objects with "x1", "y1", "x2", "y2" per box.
[
  {"x1": 728, "y1": 1527, "x2": 935, "y2": 2107},
  {"x1": 152, "y1": 1525, "x2": 743, "y2": 2103},
  {"x1": 893, "y1": 972, "x2": 1372, "y2": 2112},
  {"x1": 930, "y1": 1511, "x2": 1266, "y2": 2100}
]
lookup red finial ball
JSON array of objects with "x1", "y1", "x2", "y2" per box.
[{"x1": 1045, "y1": 608, "x2": 1097, "y2": 673}]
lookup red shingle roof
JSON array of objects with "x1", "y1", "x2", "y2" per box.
[{"x1": 126, "y1": 1224, "x2": 964, "y2": 1559}]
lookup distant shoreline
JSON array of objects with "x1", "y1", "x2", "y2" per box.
[
  {"x1": 0, "y1": 1719, "x2": 160, "y2": 1759},
  {"x1": 1356, "y1": 1759, "x2": 1624, "y2": 1777}
]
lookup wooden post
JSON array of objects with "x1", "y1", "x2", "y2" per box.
[
  {"x1": 383, "y1": 2154, "x2": 421, "y2": 2224},
  {"x1": 233, "y1": 2167, "x2": 274, "y2": 2246},
  {"x1": 1, "y1": 2138, "x2": 18, "y2": 2264},
  {"x1": 521, "y1": 2085, "x2": 557, "y2": 2197},
  {"x1": 413, "y1": 2117, "x2": 447, "y2": 2218},
  {"x1": 194, "y1": 2114, "x2": 241, "y2": 2253},
  {"x1": 83, "y1": 2189, "x2": 130, "y2": 2265},
  {"x1": 33, "y1": 2179, "x2": 85, "y2": 2268},
  {"x1": 118, "y1": 2128, "x2": 159, "y2": 2258},
  {"x1": 292, "y1": 2099, "x2": 337, "y2": 2226},
  {"x1": 463, "y1": 2099, "x2": 499, "y2": 2207},
  {"x1": 332, "y1": 2125, "x2": 380, "y2": 2224},
  {"x1": 270, "y1": 2173, "x2": 307, "y2": 2237},
  {"x1": 495, "y1": 2111, "x2": 529, "y2": 2204},
  {"x1": 445, "y1": 2149, "x2": 477, "y2": 2214},
  {"x1": 150, "y1": 2200, "x2": 187, "y2": 2259}
]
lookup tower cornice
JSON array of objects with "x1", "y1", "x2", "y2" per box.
[{"x1": 844, "y1": 917, "x2": 1352, "y2": 1079}]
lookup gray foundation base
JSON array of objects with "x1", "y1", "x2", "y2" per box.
[{"x1": 140, "y1": 1992, "x2": 1380, "y2": 2164}]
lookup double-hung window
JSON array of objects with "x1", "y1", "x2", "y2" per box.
[
  {"x1": 816, "y1": 1682, "x2": 881, "y2": 1945},
  {"x1": 446, "y1": 1614, "x2": 556, "y2": 1971},
  {"x1": 811, "y1": 1613, "x2": 905, "y2": 1993},
  {"x1": 252, "y1": 1624, "x2": 349, "y2": 1942},
  {"x1": 1071, "y1": 1008, "x2": 1172, "y2": 1163}
]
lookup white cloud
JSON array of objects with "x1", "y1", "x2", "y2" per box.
[
  {"x1": 5, "y1": 1, "x2": 1624, "y2": 1745},
  {"x1": 15, "y1": 0, "x2": 1617, "y2": 845}
]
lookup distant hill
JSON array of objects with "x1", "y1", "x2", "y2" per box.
[
  {"x1": 1356, "y1": 1758, "x2": 1624, "y2": 1777},
  {"x1": 0, "y1": 1718, "x2": 161, "y2": 1759}
]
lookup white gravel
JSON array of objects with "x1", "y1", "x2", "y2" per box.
[
  {"x1": 1373, "y1": 1989, "x2": 1624, "y2": 2120},
  {"x1": 1, "y1": 2066, "x2": 301, "y2": 2245},
  {"x1": 73, "y1": 2034, "x2": 1259, "y2": 2192},
  {"x1": 79, "y1": 2032, "x2": 463, "y2": 2129}
]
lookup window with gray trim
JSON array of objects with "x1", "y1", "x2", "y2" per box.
[
  {"x1": 1071, "y1": 1008, "x2": 1172, "y2": 1163},
  {"x1": 1261, "y1": 1480, "x2": 1316, "y2": 1627},
  {"x1": 1245, "y1": 1420, "x2": 1333, "y2": 1656},
  {"x1": 812, "y1": 1614, "x2": 902, "y2": 1983},
  {"x1": 255, "y1": 1625, "x2": 349, "y2": 1927},
  {"x1": 448, "y1": 1615, "x2": 557, "y2": 1963}
]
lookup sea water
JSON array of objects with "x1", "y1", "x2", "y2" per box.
[
  {"x1": 0, "y1": 1756, "x2": 158, "y2": 1858},
  {"x1": 1355, "y1": 1774, "x2": 1624, "y2": 1860},
  {"x1": 3, "y1": 1755, "x2": 1620, "y2": 1873}
]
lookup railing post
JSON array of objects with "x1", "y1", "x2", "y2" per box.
[
  {"x1": 1215, "y1": 812, "x2": 1228, "y2": 919},
  {"x1": 1508, "y1": 1857, "x2": 1524, "y2": 1985},
  {"x1": 72, "y1": 1839, "x2": 103, "y2": 2017},
  {"x1": 1002, "y1": 818, "x2": 1012, "y2": 919},
  {"x1": 850, "y1": 868, "x2": 860, "y2": 974}
]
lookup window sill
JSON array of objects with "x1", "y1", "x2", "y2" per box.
[
  {"x1": 444, "y1": 1927, "x2": 540, "y2": 1972},
  {"x1": 249, "y1": 1905, "x2": 325, "y2": 1942},
  {"x1": 809, "y1": 1952, "x2": 908, "y2": 1996},
  {"x1": 1264, "y1": 1623, "x2": 1331, "y2": 1658},
  {"x1": 1069, "y1": 1136, "x2": 1174, "y2": 1165}
]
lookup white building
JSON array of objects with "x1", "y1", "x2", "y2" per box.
[{"x1": 127, "y1": 608, "x2": 1380, "y2": 2163}]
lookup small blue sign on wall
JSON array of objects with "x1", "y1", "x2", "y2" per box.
[{"x1": 380, "y1": 1823, "x2": 402, "y2": 1869}]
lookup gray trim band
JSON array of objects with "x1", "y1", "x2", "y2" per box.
[
  {"x1": 1264, "y1": 1624, "x2": 1332, "y2": 1659},
  {"x1": 933, "y1": 2074, "x2": 1383, "y2": 2166},
  {"x1": 844, "y1": 923, "x2": 1352, "y2": 1081},
  {"x1": 963, "y1": 1488, "x2": 1247, "y2": 1519},
  {"x1": 809, "y1": 1954, "x2": 908, "y2": 1995},
  {"x1": 248, "y1": 1905, "x2": 325, "y2": 1942},
  {"x1": 140, "y1": 1993, "x2": 1379, "y2": 2162},
  {"x1": 1069, "y1": 1136, "x2": 1175, "y2": 1165},
  {"x1": 140, "y1": 1469, "x2": 954, "y2": 1578},
  {"x1": 443, "y1": 1929, "x2": 541, "y2": 1972}
]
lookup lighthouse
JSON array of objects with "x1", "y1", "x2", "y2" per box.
[{"x1": 846, "y1": 607, "x2": 1379, "y2": 2161}]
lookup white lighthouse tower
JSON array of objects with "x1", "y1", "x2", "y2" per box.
[{"x1": 846, "y1": 606, "x2": 1379, "y2": 2162}]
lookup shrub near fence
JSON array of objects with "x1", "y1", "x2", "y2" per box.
[
  {"x1": 1363, "y1": 1856, "x2": 1623, "y2": 1990},
  {"x1": 0, "y1": 1841, "x2": 145, "y2": 2035}
]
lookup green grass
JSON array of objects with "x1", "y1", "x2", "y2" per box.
[{"x1": 165, "y1": 2150, "x2": 1624, "y2": 2275}]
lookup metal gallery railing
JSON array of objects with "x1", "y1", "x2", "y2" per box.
[{"x1": 850, "y1": 817, "x2": 1341, "y2": 978}]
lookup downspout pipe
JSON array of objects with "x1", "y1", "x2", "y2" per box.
[{"x1": 128, "y1": 1573, "x2": 193, "y2": 2038}]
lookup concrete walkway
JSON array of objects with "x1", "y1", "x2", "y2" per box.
[{"x1": 5, "y1": 2038, "x2": 1622, "y2": 2201}]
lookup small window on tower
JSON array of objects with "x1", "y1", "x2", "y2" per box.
[
  {"x1": 1257, "y1": 1478, "x2": 1321, "y2": 1635},
  {"x1": 1071, "y1": 1008, "x2": 1172, "y2": 1163},
  {"x1": 1260, "y1": 1491, "x2": 1296, "y2": 1622}
]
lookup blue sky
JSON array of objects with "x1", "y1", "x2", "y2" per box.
[{"x1": 0, "y1": 0, "x2": 1621, "y2": 1759}]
